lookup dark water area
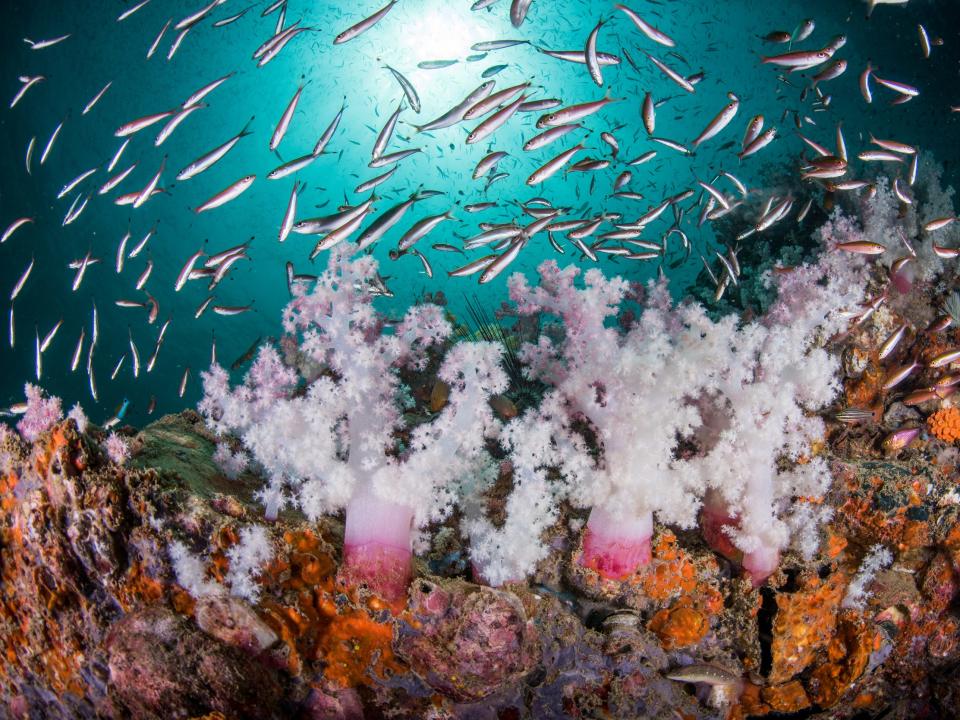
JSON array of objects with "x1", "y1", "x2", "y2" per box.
[{"x1": 0, "y1": 0, "x2": 958, "y2": 426}]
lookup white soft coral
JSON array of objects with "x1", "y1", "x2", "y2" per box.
[{"x1": 199, "y1": 249, "x2": 507, "y2": 600}]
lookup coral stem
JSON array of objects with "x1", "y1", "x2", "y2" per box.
[
  {"x1": 578, "y1": 506, "x2": 652, "y2": 580},
  {"x1": 340, "y1": 485, "x2": 414, "y2": 602}
]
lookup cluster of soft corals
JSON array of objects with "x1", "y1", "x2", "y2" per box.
[
  {"x1": 465, "y1": 245, "x2": 869, "y2": 586},
  {"x1": 200, "y1": 249, "x2": 507, "y2": 599},
  {"x1": 198, "y1": 231, "x2": 868, "y2": 595}
]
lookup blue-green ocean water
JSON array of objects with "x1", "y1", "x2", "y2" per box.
[{"x1": 0, "y1": 0, "x2": 958, "y2": 425}]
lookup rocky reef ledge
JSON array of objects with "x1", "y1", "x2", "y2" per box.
[{"x1": 0, "y1": 411, "x2": 957, "y2": 719}]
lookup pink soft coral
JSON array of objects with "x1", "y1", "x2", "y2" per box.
[
  {"x1": 104, "y1": 432, "x2": 131, "y2": 466},
  {"x1": 17, "y1": 384, "x2": 63, "y2": 442}
]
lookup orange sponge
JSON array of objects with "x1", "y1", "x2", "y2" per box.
[{"x1": 928, "y1": 407, "x2": 960, "y2": 443}]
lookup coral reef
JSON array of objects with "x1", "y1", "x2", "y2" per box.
[
  {"x1": 0, "y1": 401, "x2": 956, "y2": 719},
  {"x1": 2, "y1": 166, "x2": 960, "y2": 718}
]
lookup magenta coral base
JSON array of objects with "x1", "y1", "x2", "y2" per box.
[
  {"x1": 339, "y1": 542, "x2": 412, "y2": 602},
  {"x1": 742, "y1": 548, "x2": 780, "y2": 588},
  {"x1": 699, "y1": 505, "x2": 741, "y2": 561},
  {"x1": 700, "y1": 504, "x2": 780, "y2": 587},
  {"x1": 579, "y1": 528, "x2": 652, "y2": 580}
]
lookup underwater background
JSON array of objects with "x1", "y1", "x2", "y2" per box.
[{"x1": 0, "y1": 0, "x2": 958, "y2": 426}]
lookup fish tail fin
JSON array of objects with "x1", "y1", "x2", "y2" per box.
[{"x1": 240, "y1": 115, "x2": 255, "y2": 136}]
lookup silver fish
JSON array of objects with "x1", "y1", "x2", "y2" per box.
[
  {"x1": 118, "y1": 0, "x2": 152, "y2": 22},
  {"x1": 175, "y1": 0, "x2": 227, "y2": 31},
  {"x1": 510, "y1": 0, "x2": 533, "y2": 27},
  {"x1": 271, "y1": 79, "x2": 308, "y2": 151},
  {"x1": 615, "y1": 4, "x2": 675, "y2": 47},
  {"x1": 279, "y1": 181, "x2": 299, "y2": 242},
  {"x1": 2, "y1": 217, "x2": 33, "y2": 244},
  {"x1": 10, "y1": 75, "x2": 45, "y2": 109},
  {"x1": 40, "y1": 119, "x2": 65, "y2": 165},
  {"x1": 385, "y1": 65, "x2": 421, "y2": 113},
  {"x1": 585, "y1": 20, "x2": 605, "y2": 87},
  {"x1": 334, "y1": 0, "x2": 397, "y2": 44},
  {"x1": 194, "y1": 175, "x2": 256, "y2": 213},
  {"x1": 372, "y1": 102, "x2": 404, "y2": 160},
  {"x1": 40, "y1": 319, "x2": 62, "y2": 353},
  {"x1": 147, "y1": 19, "x2": 171, "y2": 58},
  {"x1": 10, "y1": 258, "x2": 34, "y2": 301},
  {"x1": 175, "y1": 248, "x2": 206, "y2": 291},
  {"x1": 416, "y1": 80, "x2": 495, "y2": 132},
  {"x1": 267, "y1": 153, "x2": 318, "y2": 180},
  {"x1": 99, "y1": 162, "x2": 138, "y2": 195},
  {"x1": 177, "y1": 116, "x2": 254, "y2": 181},
  {"x1": 313, "y1": 100, "x2": 346, "y2": 155},
  {"x1": 80, "y1": 80, "x2": 113, "y2": 115},
  {"x1": 692, "y1": 92, "x2": 739, "y2": 147},
  {"x1": 480, "y1": 238, "x2": 525, "y2": 283},
  {"x1": 71, "y1": 329, "x2": 85, "y2": 372},
  {"x1": 58, "y1": 167, "x2": 98, "y2": 199},
  {"x1": 398, "y1": 211, "x2": 455, "y2": 251},
  {"x1": 25, "y1": 136, "x2": 35, "y2": 174}
]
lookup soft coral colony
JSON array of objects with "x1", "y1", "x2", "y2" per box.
[{"x1": 197, "y1": 221, "x2": 866, "y2": 599}]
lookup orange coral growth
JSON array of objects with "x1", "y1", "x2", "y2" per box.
[
  {"x1": 731, "y1": 681, "x2": 768, "y2": 719},
  {"x1": 837, "y1": 493, "x2": 931, "y2": 553},
  {"x1": 845, "y1": 366, "x2": 884, "y2": 407},
  {"x1": 945, "y1": 521, "x2": 960, "y2": 574},
  {"x1": 806, "y1": 616, "x2": 875, "y2": 707},
  {"x1": 761, "y1": 681, "x2": 811, "y2": 714},
  {"x1": 630, "y1": 532, "x2": 703, "y2": 602},
  {"x1": 314, "y1": 602, "x2": 404, "y2": 687},
  {"x1": 825, "y1": 530, "x2": 848, "y2": 559},
  {"x1": 647, "y1": 603, "x2": 708, "y2": 649},
  {"x1": 259, "y1": 528, "x2": 408, "y2": 687},
  {"x1": 115, "y1": 561, "x2": 165, "y2": 612},
  {"x1": 769, "y1": 572, "x2": 846, "y2": 683},
  {"x1": 928, "y1": 407, "x2": 960, "y2": 442}
]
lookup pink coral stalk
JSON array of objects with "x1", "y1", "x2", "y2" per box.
[
  {"x1": 579, "y1": 507, "x2": 652, "y2": 579},
  {"x1": 699, "y1": 494, "x2": 779, "y2": 587},
  {"x1": 340, "y1": 486, "x2": 414, "y2": 602}
]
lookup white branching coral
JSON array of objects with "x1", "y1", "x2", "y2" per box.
[
  {"x1": 199, "y1": 249, "x2": 508, "y2": 599},
  {"x1": 170, "y1": 525, "x2": 274, "y2": 603},
  {"x1": 843, "y1": 544, "x2": 894, "y2": 610},
  {"x1": 466, "y1": 235, "x2": 868, "y2": 585}
]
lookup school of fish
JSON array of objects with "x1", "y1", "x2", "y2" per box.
[{"x1": 3, "y1": 0, "x2": 950, "y2": 420}]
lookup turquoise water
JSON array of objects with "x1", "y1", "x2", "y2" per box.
[{"x1": 0, "y1": 0, "x2": 957, "y2": 424}]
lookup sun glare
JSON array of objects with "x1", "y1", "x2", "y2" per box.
[{"x1": 399, "y1": 5, "x2": 493, "y2": 62}]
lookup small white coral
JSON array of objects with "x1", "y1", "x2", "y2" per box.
[
  {"x1": 213, "y1": 441, "x2": 250, "y2": 480},
  {"x1": 843, "y1": 544, "x2": 893, "y2": 610},
  {"x1": 225, "y1": 525, "x2": 274, "y2": 603},
  {"x1": 104, "y1": 432, "x2": 130, "y2": 466},
  {"x1": 67, "y1": 403, "x2": 88, "y2": 433},
  {"x1": 169, "y1": 541, "x2": 222, "y2": 599}
]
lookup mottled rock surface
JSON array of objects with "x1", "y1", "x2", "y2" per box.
[{"x1": 0, "y1": 410, "x2": 957, "y2": 719}]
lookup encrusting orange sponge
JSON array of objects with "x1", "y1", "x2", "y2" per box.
[{"x1": 928, "y1": 407, "x2": 960, "y2": 443}]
